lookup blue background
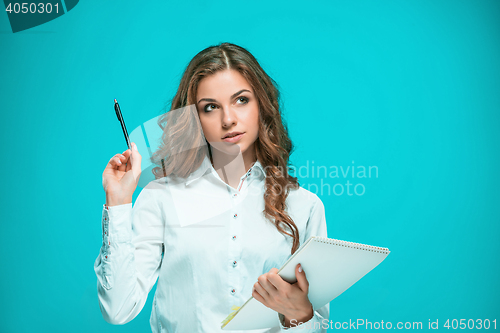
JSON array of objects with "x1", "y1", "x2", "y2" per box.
[{"x1": 1, "y1": 0, "x2": 499, "y2": 332}]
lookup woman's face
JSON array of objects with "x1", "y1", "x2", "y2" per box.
[{"x1": 196, "y1": 69, "x2": 260, "y2": 157}]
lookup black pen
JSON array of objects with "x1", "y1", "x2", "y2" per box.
[{"x1": 114, "y1": 99, "x2": 131, "y2": 150}]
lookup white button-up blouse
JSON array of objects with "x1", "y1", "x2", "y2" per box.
[{"x1": 94, "y1": 155, "x2": 329, "y2": 332}]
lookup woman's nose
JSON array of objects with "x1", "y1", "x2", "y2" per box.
[{"x1": 221, "y1": 106, "x2": 237, "y2": 128}]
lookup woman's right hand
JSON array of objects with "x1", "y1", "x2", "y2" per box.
[{"x1": 102, "y1": 142, "x2": 142, "y2": 206}]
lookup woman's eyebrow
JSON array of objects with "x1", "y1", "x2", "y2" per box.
[{"x1": 197, "y1": 89, "x2": 251, "y2": 104}]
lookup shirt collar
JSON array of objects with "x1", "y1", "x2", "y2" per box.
[{"x1": 185, "y1": 155, "x2": 265, "y2": 186}]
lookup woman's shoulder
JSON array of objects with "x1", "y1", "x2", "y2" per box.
[
  {"x1": 138, "y1": 174, "x2": 197, "y2": 202},
  {"x1": 143, "y1": 173, "x2": 189, "y2": 188},
  {"x1": 137, "y1": 177, "x2": 172, "y2": 201},
  {"x1": 287, "y1": 185, "x2": 324, "y2": 211}
]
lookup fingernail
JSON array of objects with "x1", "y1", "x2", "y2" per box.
[
  {"x1": 132, "y1": 143, "x2": 137, "y2": 151},
  {"x1": 298, "y1": 264, "x2": 302, "y2": 273}
]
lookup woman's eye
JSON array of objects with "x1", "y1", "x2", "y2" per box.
[
  {"x1": 204, "y1": 98, "x2": 247, "y2": 112},
  {"x1": 204, "y1": 104, "x2": 217, "y2": 112},
  {"x1": 237, "y1": 97, "x2": 249, "y2": 104}
]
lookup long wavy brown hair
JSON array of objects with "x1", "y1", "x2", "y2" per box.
[{"x1": 151, "y1": 42, "x2": 301, "y2": 254}]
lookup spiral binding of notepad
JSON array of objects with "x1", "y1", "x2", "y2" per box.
[{"x1": 313, "y1": 236, "x2": 390, "y2": 254}]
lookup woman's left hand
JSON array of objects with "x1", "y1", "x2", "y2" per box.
[{"x1": 252, "y1": 264, "x2": 314, "y2": 327}]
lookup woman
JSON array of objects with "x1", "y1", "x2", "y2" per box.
[{"x1": 95, "y1": 42, "x2": 329, "y2": 332}]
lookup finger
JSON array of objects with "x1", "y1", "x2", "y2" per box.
[
  {"x1": 267, "y1": 271, "x2": 288, "y2": 291},
  {"x1": 119, "y1": 149, "x2": 131, "y2": 172},
  {"x1": 295, "y1": 264, "x2": 309, "y2": 292},
  {"x1": 252, "y1": 287, "x2": 266, "y2": 305},
  {"x1": 257, "y1": 275, "x2": 277, "y2": 296},
  {"x1": 122, "y1": 149, "x2": 131, "y2": 159},
  {"x1": 106, "y1": 154, "x2": 124, "y2": 170},
  {"x1": 254, "y1": 281, "x2": 270, "y2": 301},
  {"x1": 125, "y1": 158, "x2": 132, "y2": 172},
  {"x1": 105, "y1": 155, "x2": 117, "y2": 169},
  {"x1": 117, "y1": 153, "x2": 128, "y2": 172},
  {"x1": 122, "y1": 149, "x2": 132, "y2": 172},
  {"x1": 266, "y1": 267, "x2": 282, "y2": 289},
  {"x1": 130, "y1": 142, "x2": 142, "y2": 180}
]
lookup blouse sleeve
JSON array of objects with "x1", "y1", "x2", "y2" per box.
[
  {"x1": 93, "y1": 186, "x2": 165, "y2": 325},
  {"x1": 278, "y1": 194, "x2": 330, "y2": 332}
]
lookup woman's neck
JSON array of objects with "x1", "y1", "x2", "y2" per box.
[{"x1": 211, "y1": 144, "x2": 256, "y2": 190}]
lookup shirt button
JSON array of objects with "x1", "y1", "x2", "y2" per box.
[
  {"x1": 232, "y1": 260, "x2": 238, "y2": 267},
  {"x1": 233, "y1": 193, "x2": 238, "y2": 197},
  {"x1": 231, "y1": 288, "x2": 236, "y2": 295},
  {"x1": 233, "y1": 213, "x2": 238, "y2": 219},
  {"x1": 232, "y1": 235, "x2": 237, "y2": 241}
]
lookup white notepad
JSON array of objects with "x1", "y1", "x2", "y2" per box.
[{"x1": 221, "y1": 236, "x2": 390, "y2": 330}]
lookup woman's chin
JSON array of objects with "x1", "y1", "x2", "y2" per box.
[{"x1": 209, "y1": 141, "x2": 243, "y2": 156}]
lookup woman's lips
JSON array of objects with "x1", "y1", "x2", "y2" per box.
[{"x1": 222, "y1": 133, "x2": 245, "y2": 143}]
